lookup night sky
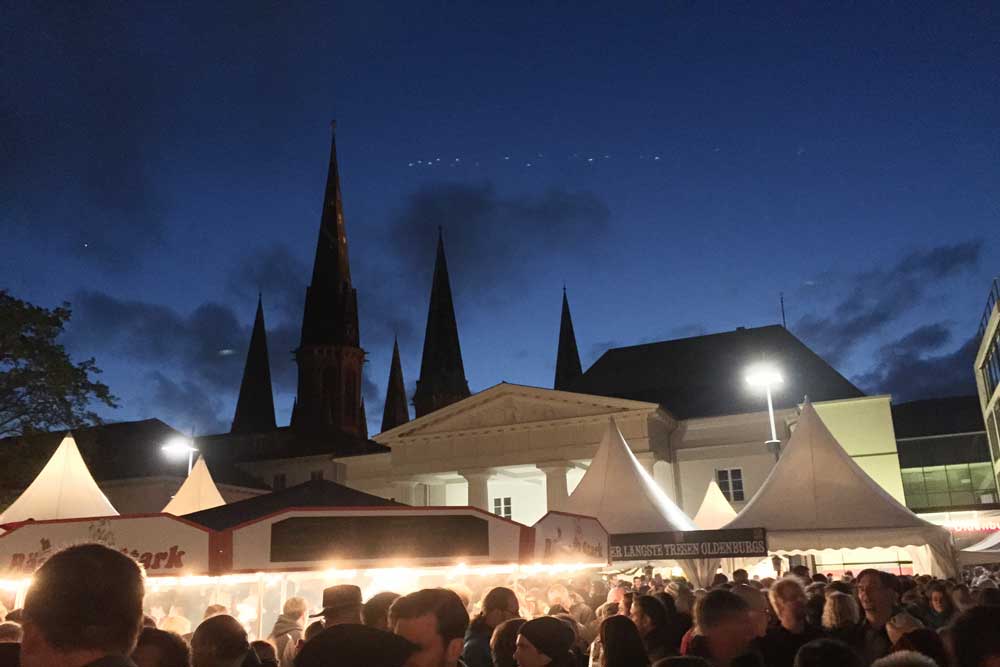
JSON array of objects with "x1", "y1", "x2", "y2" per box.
[{"x1": 3, "y1": 3, "x2": 997, "y2": 435}]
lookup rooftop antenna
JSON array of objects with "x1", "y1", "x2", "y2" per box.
[{"x1": 780, "y1": 292, "x2": 787, "y2": 328}]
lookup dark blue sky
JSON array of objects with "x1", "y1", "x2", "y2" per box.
[{"x1": 3, "y1": 2, "x2": 997, "y2": 434}]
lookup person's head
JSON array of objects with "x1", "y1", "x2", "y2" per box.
[
  {"x1": 792, "y1": 638, "x2": 863, "y2": 667},
  {"x1": 596, "y1": 602, "x2": 619, "y2": 620},
  {"x1": 250, "y1": 640, "x2": 277, "y2": 667},
  {"x1": 21, "y1": 543, "x2": 144, "y2": 667},
  {"x1": 629, "y1": 595, "x2": 666, "y2": 639},
  {"x1": 389, "y1": 589, "x2": 469, "y2": 667},
  {"x1": 547, "y1": 585, "x2": 570, "y2": 608},
  {"x1": 732, "y1": 569, "x2": 749, "y2": 585},
  {"x1": 870, "y1": 651, "x2": 937, "y2": 667},
  {"x1": 282, "y1": 597, "x2": 308, "y2": 622},
  {"x1": 951, "y1": 605, "x2": 1000, "y2": 667},
  {"x1": 790, "y1": 565, "x2": 811, "y2": 581},
  {"x1": 892, "y1": 628, "x2": 948, "y2": 667},
  {"x1": 315, "y1": 585, "x2": 363, "y2": 627},
  {"x1": 131, "y1": 627, "x2": 190, "y2": 667},
  {"x1": 856, "y1": 569, "x2": 898, "y2": 624},
  {"x1": 952, "y1": 584, "x2": 974, "y2": 612},
  {"x1": 294, "y1": 624, "x2": 417, "y2": 667},
  {"x1": 824, "y1": 581, "x2": 851, "y2": 597},
  {"x1": 190, "y1": 615, "x2": 249, "y2": 667},
  {"x1": 0, "y1": 622, "x2": 22, "y2": 643},
  {"x1": 599, "y1": 615, "x2": 648, "y2": 667},
  {"x1": 730, "y1": 585, "x2": 768, "y2": 638},
  {"x1": 620, "y1": 592, "x2": 634, "y2": 616},
  {"x1": 303, "y1": 621, "x2": 325, "y2": 642},
  {"x1": 159, "y1": 616, "x2": 192, "y2": 637},
  {"x1": 477, "y1": 587, "x2": 520, "y2": 630},
  {"x1": 977, "y1": 587, "x2": 1000, "y2": 607},
  {"x1": 886, "y1": 611, "x2": 923, "y2": 646},
  {"x1": 203, "y1": 606, "x2": 228, "y2": 621},
  {"x1": 694, "y1": 590, "x2": 752, "y2": 663},
  {"x1": 710, "y1": 573, "x2": 728, "y2": 588},
  {"x1": 652, "y1": 592, "x2": 677, "y2": 621},
  {"x1": 489, "y1": 618, "x2": 526, "y2": 667},
  {"x1": 769, "y1": 578, "x2": 807, "y2": 630},
  {"x1": 668, "y1": 583, "x2": 694, "y2": 616},
  {"x1": 364, "y1": 592, "x2": 401, "y2": 631},
  {"x1": 514, "y1": 617, "x2": 574, "y2": 667},
  {"x1": 820, "y1": 592, "x2": 859, "y2": 631}
]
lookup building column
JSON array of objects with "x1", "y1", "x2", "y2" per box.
[
  {"x1": 459, "y1": 469, "x2": 494, "y2": 511},
  {"x1": 537, "y1": 462, "x2": 570, "y2": 512},
  {"x1": 391, "y1": 480, "x2": 422, "y2": 506}
]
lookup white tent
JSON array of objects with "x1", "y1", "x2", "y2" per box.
[
  {"x1": 564, "y1": 419, "x2": 718, "y2": 585},
  {"x1": 162, "y1": 456, "x2": 226, "y2": 516},
  {"x1": 693, "y1": 481, "x2": 738, "y2": 530},
  {"x1": 0, "y1": 434, "x2": 118, "y2": 525},
  {"x1": 958, "y1": 530, "x2": 1000, "y2": 565},
  {"x1": 724, "y1": 402, "x2": 957, "y2": 577}
]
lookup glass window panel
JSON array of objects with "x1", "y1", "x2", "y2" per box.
[
  {"x1": 732, "y1": 487, "x2": 745, "y2": 502},
  {"x1": 949, "y1": 491, "x2": 975, "y2": 506},
  {"x1": 717, "y1": 470, "x2": 730, "y2": 484},
  {"x1": 901, "y1": 470, "x2": 926, "y2": 496},
  {"x1": 924, "y1": 468, "x2": 949, "y2": 494},
  {"x1": 731, "y1": 469, "x2": 743, "y2": 481},
  {"x1": 907, "y1": 494, "x2": 929, "y2": 509},
  {"x1": 946, "y1": 465, "x2": 973, "y2": 492},
  {"x1": 927, "y1": 492, "x2": 951, "y2": 507},
  {"x1": 970, "y1": 463, "x2": 996, "y2": 501}
]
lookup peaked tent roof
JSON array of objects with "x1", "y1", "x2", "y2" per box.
[
  {"x1": 571, "y1": 325, "x2": 863, "y2": 419},
  {"x1": 958, "y1": 530, "x2": 1000, "y2": 565},
  {"x1": 184, "y1": 479, "x2": 401, "y2": 531},
  {"x1": 564, "y1": 418, "x2": 695, "y2": 534},
  {"x1": 162, "y1": 456, "x2": 227, "y2": 515},
  {"x1": 693, "y1": 481, "x2": 738, "y2": 530},
  {"x1": 0, "y1": 434, "x2": 118, "y2": 524},
  {"x1": 724, "y1": 402, "x2": 955, "y2": 575}
]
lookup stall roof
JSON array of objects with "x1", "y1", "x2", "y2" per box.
[
  {"x1": 564, "y1": 418, "x2": 695, "y2": 533},
  {"x1": 183, "y1": 479, "x2": 401, "y2": 530},
  {"x1": 162, "y1": 457, "x2": 227, "y2": 515},
  {"x1": 0, "y1": 434, "x2": 118, "y2": 524},
  {"x1": 692, "y1": 481, "x2": 738, "y2": 530}
]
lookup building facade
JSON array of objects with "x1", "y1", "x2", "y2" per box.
[{"x1": 975, "y1": 278, "x2": 1000, "y2": 488}]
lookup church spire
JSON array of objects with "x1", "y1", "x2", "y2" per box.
[
  {"x1": 413, "y1": 229, "x2": 470, "y2": 417},
  {"x1": 554, "y1": 287, "x2": 583, "y2": 390},
  {"x1": 231, "y1": 295, "x2": 277, "y2": 434},
  {"x1": 381, "y1": 338, "x2": 410, "y2": 432}
]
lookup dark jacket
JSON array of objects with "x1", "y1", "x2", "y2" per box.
[
  {"x1": 643, "y1": 630, "x2": 677, "y2": 663},
  {"x1": 462, "y1": 618, "x2": 494, "y2": 667},
  {"x1": 757, "y1": 624, "x2": 823, "y2": 667}
]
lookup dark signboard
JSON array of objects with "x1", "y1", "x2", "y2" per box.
[
  {"x1": 270, "y1": 515, "x2": 491, "y2": 563},
  {"x1": 610, "y1": 528, "x2": 767, "y2": 561}
]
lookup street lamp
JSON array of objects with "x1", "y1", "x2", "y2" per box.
[
  {"x1": 161, "y1": 436, "x2": 198, "y2": 475},
  {"x1": 746, "y1": 363, "x2": 783, "y2": 460}
]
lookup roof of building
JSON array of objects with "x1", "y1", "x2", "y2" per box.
[
  {"x1": 571, "y1": 325, "x2": 864, "y2": 419},
  {"x1": 197, "y1": 426, "x2": 390, "y2": 462},
  {"x1": 183, "y1": 479, "x2": 401, "y2": 530},
  {"x1": 892, "y1": 396, "x2": 986, "y2": 439}
]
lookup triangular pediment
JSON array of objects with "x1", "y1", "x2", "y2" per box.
[{"x1": 382, "y1": 383, "x2": 660, "y2": 438}]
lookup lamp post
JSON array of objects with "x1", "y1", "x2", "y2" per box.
[
  {"x1": 746, "y1": 364, "x2": 783, "y2": 461},
  {"x1": 161, "y1": 436, "x2": 198, "y2": 475}
]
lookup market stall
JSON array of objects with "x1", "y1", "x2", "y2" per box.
[{"x1": 725, "y1": 402, "x2": 958, "y2": 578}]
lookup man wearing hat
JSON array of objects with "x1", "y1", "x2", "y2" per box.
[{"x1": 311, "y1": 585, "x2": 364, "y2": 628}]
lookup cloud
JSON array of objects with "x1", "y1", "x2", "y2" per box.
[
  {"x1": 795, "y1": 241, "x2": 982, "y2": 364},
  {"x1": 147, "y1": 372, "x2": 228, "y2": 435},
  {"x1": 854, "y1": 324, "x2": 979, "y2": 401},
  {"x1": 227, "y1": 245, "x2": 309, "y2": 325}
]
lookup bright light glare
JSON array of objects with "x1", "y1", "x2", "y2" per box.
[
  {"x1": 161, "y1": 437, "x2": 197, "y2": 458},
  {"x1": 745, "y1": 364, "x2": 783, "y2": 388}
]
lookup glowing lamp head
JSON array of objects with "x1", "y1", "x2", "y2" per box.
[
  {"x1": 745, "y1": 364, "x2": 783, "y2": 388},
  {"x1": 161, "y1": 437, "x2": 197, "y2": 459}
]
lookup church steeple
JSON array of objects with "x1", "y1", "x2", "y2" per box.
[
  {"x1": 413, "y1": 230, "x2": 470, "y2": 417},
  {"x1": 292, "y1": 123, "x2": 366, "y2": 437},
  {"x1": 554, "y1": 287, "x2": 583, "y2": 390},
  {"x1": 381, "y1": 338, "x2": 410, "y2": 432},
  {"x1": 231, "y1": 295, "x2": 277, "y2": 434}
]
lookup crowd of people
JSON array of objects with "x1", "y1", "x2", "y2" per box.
[{"x1": 1, "y1": 544, "x2": 1000, "y2": 667}]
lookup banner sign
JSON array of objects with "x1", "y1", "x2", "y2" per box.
[
  {"x1": 0, "y1": 515, "x2": 212, "y2": 577},
  {"x1": 610, "y1": 528, "x2": 768, "y2": 561},
  {"x1": 533, "y1": 512, "x2": 608, "y2": 564}
]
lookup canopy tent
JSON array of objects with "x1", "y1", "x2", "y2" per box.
[
  {"x1": 564, "y1": 418, "x2": 716, "y2": 586},
  {"x1": 162, "y1": 456, "x2": 226, "y2": 515},
  {"x1": 693, "y1": 481, "x2": 738, "y2": 530},
  {"x1": 725, "y1": 402, "x2": 957, "y2": 578},
  {"x1": 0, "y1": 434, "x2": 118, "y2": 525},
  {"x1": 958, "y1": 530, "x2": 1000, "y2": 565}
]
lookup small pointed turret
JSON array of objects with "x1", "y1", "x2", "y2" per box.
[
  {"x1": 413, "y1": 230, "x2": 470, "y2": 417},
  {"x1": 554, "y1": 287, "x2": 583, "y2": 390},
  {"x1": 381, "y1": 338, "x2": 410, "y2": 432},
  {"x1": 231, "y1": 295, "x2": 277, "y2": 434}
]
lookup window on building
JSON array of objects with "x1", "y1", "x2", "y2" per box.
[
  {"x1": 273, "y1": 473, "x2": 286, "y2": 490},
  {"x1": 902, "y1": 462, "x2": 998, "y2": 510},
  {"x1": 310, "y1": 470, "x2": 324, "y2": 481},
  {"x1": 716, "y1": 468, "x2": 745, "y2": 502},
  {"x1": 492, "y1": 497, "x2": 512, "y2": 519}
]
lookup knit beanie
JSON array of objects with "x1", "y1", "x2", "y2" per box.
[{"x1": 518, "y1": 616, "x2": 574, "y2": 661}]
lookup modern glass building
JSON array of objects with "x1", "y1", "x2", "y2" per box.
[{"x1": 975, "y1": 278, "x2": 1000, "y2": 489}]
